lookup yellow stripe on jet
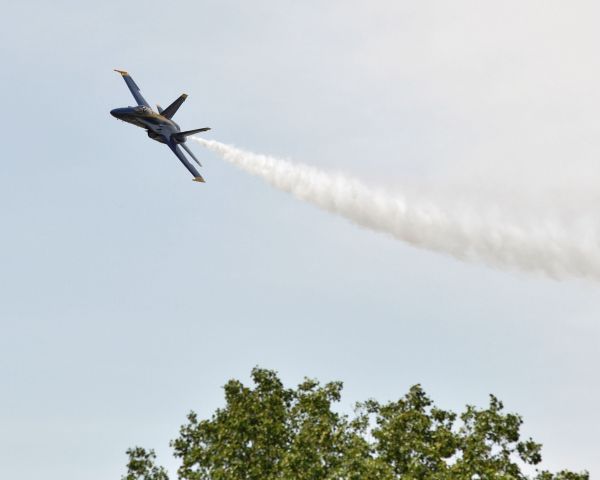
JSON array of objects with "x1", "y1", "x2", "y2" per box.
[{"x1": 114, "y1": 69, "x2": 129, "y2": 76}]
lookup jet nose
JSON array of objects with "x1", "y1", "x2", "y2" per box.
[{"x1": 110, "y1": 108, "x2": 124, "y2": 119}]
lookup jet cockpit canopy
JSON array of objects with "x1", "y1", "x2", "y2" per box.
[{"x1": 134, "y1": 105, "x2": 152, "y2": 114}]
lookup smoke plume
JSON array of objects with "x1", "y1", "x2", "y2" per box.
[{"x1": 192, "y1": 137, "x2": 600, "y2": 281}]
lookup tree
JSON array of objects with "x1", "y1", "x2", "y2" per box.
[
  {"x1": 122, "y1": 447, "x2": 169, "y2": 480},
  {"x1": 122, "y1": 368, "x2": 588, "y2": 480}
]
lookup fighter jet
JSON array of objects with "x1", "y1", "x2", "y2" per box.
[{"x1": 110, "y1": 69, "x2": 210, "y2": 182}]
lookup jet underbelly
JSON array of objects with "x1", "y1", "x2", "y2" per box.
[
  {"x1": 123, "y1": 116, "x2": 147, "y2": 129},
  {"x1": 145, "y1": 119, "x2": 177, "y2": 143}
]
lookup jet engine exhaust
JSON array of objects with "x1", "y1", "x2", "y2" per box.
[{"x1": 192, "y1": 137, "x2": 600, "y2": 281}]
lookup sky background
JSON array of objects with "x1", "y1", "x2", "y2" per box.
[{"x1": 1, "y1": 1, "x2": 599, "y2": 478}]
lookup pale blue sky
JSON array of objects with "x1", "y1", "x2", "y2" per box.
[{"x1": 1, "y1": 1, "x2": 599, "y2": 478}]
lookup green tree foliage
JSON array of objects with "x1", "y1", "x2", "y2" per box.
[
  {"x1": 122, "y1": 447, "x2": 169, "y2": 480},
  {"x1": 123, "y1": 368, "x2": 588, "y2": 480}
]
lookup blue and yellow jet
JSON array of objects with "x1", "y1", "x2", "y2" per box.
[{"x1": 110, "y1": 69, "x2": 210, "y2": 182}]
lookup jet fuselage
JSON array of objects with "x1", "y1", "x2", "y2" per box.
[{"x1": 110, "y1": 106, "x2": 181, "y2": 144}]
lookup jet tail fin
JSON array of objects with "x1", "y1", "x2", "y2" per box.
[
  {"x1": 181, "y1": 142, "x2": 202, "y2": 166},
  {"x1": 161, "y1": 94, "x2": 187, "y2": 119},
  {"x1": 173, "y1": 127, "x2": 211, "y2": 143}
]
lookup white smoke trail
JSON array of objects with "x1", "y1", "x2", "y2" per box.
[{"x1": 192, "y1": 137, "x2": 600, "y2": 281}]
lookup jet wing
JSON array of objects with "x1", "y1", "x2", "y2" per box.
[
  {"x1": 114, "y1": 69, "x2": 151, "y2": 108},
  {"x1": 167, "y1": 141, "x2": 205, "y2": 182}
]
